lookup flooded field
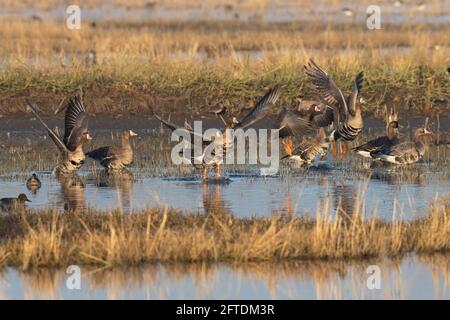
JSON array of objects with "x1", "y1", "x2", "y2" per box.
[
  {"x1": 1, "y1": 254, "x2": 450, "y2": 299},
  {"x1": 1, "y1": 116, "x2": 449, "y2": 220}
]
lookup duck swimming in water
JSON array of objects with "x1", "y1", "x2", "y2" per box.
[{"x1": 0, "y1": 193, "x2": 31, "y2": 211}]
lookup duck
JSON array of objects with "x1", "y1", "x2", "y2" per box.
[
  {"x1": 353, "y1": 121, "x2": 400, "y2": 158},
  {"x1": 304, "y1": 59, "x2": 364, "y2": 159},
  {"x1": 0, "y1": 193, "x2": 31, "y2": 211},
  {"x1": 26, "y1": 173, "x2": 42, "y2": 193},
  {"x1": 371, "y1": 119, "x2": 433, "y2": 165},
  {"x1": 86, "y1": 129, "x2": 138, "y2": 172},
  {"x1": 150, "y1": 85, "x2": 281, "y2": 182},
  {"x1": 26, "y1": 96, "x2": 92, "y2": 175},
  {"x1": 281, "y1": 127, "x2": 329, "y2": 165}
]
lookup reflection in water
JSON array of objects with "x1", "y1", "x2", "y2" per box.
[
  {"x1": 202, "y1": 184, "x2": 231, "y2": 216},
  {"x1": 371, "y1": 166, "x2": 427, "y2": 186},
  {"x1": 57, "y1": 175, "x2": 85, "y2": 212},
  {"x1": 0, "y1": 166, "x2": 448, "y2": 219},
  {"x1": 94, "y1": 171, "x2": 134, "y2": 210},
  {"x1": 1, "y1": 254, "x2": 450, "y2": 299}
]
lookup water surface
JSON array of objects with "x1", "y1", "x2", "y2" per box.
[{"x1": 1, "y1": 254, "x2": 449, "y2": 299}]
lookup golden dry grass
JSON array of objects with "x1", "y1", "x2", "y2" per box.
[
  {"x1": 0, "y1": 19, "x2": 448, "y2": 116},
  {"x1": 0, "y1": 195, "x2": 449, "y2": 270}
]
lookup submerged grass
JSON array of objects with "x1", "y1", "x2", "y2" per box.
[{"x1": 0, "y1": 195, "x2": 449, "y2": 269}]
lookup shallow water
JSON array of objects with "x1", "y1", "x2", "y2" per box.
[
  {"x1": 1, "y1": 166, "x2": 449, "y2": 220},
  {"x1": 0, "y1": 116, "x2": 449, "y2": 219},
  {"x1": 1, "y1": 254, "x2": 449, "y2": 299}
]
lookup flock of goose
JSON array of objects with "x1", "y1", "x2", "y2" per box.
[{"x1": 0, "y1": 59, "x2": 437, "y2": 210}]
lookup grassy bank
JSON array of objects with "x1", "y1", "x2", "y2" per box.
[
  {"x1": 0, "y1": 196, "x2": 449, "y2": 269},
  {"x1": 0, "y1": 20, "x2": 448, "y2": 116}
]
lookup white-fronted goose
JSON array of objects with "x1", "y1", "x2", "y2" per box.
[
  {"x1": 275, "y1": 101, "x2": 333, "y2": 158},
  {"x1": 26, "y1": 97, "x2": 92, "y2": 175},
  {"x1": 354, "y1": 121, "x2": 400, "y2": 158},
  {"x1": 0, "y1": 193, "x2": 31, "y2": 211},
  {"x1": 86, "y1": 129, "x2": 138, "y2": 171},
  {"x1": 150, "y1": 85, "x2": 281, "y2": 181},
  {"x1": 281, "y1": 127, "x2": 329, "y2": 165},
  {"x1": 26, "y1": 173, "x2": 42, "y2": 193},
  {"x1": 304, "y1": 59, "x2": 364, "y2": 159},
  {"x1": 371, "y1": 120, "x2": 433, "y2": 165}
]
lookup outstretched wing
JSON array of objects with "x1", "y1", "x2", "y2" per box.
[
  {"x1": 347, "y1": 71, "x2": 364, "y2": 115},
  {"x1": 63, "y1": 96, "x2": 87, "y2": 148},
  {"x1": 275, "y1": 107, "x2": 314, "y2": 139},
  {"x1": 233, "y1": 85, "x2": 281, "y2": 129},
  {"x1": 26, "y1": 100, "x2": 69, "y2": 155},
  {"x1": 148, "y1": 104, "x2": 209, "y2": 144},
  {"x1": 304, "y1": 59, "x2": 348, "y2": 124}
]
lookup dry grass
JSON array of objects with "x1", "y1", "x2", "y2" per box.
[
  {"x1": 0, "y1": 19, "x2": 448, "y2": 116},
  {"x1": 0, "y1": 195, "x2": 449, "y2": 270}
]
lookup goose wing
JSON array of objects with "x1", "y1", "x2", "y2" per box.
[
  {"x1": 26, "y1": 100, "x2": 69, "y2": 155},
  {"x1": 63, "y1": 96, "x2": 88, "y2": 151},
  {"x1": 304, "y1": 59, "x2": 348, "y2": 125},
  {"x1": 275, "y1": 107, "x2": 314, "y2": 139},
  {"x1": 148, "y1": 104, "x2": 210, "y2": 144},
  {"x1": 234, "y1": 85, "x2": 281, "y2": 129},
  {"x1": 354, "y1": 136, "x2": 388, "y2": 153},
  {"x1": 346, "y1": 71, "x2": 364, "y2": 115}
]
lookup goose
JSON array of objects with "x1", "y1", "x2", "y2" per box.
[
  {"x1": 281, "y1": 127, "x2": 329, "y2": 165},
  {"x1": 150, "y1": 85, "x2": 281, "y2": 181},
  {"x1": 353, "y1": 121, "x2": 400, "y2": 158},
  {"x1": 0, "y1": 193, "x2": 31, "y2": 211},
  {"x1": 26, "y1": 97, "x2": 92, "y2": 175},
  {"x1": 275, "y1": 100, "x2": 334, "y2": 158},
  {"x1": 304, "y1": 59, "x2": 364, "y2": 159},
  {"x1": 86, "y1": 129, "x2": 138, "y2": 172},
  {"x1": 26, "y1": 173, "x2": 42, "y2": 193},
  {"x1": 371, "y1": 119, "x2": 433, "y2": 165}
]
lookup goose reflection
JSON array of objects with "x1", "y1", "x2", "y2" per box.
[
  {"x1": 331, "y1": 180, "x2": 362, "y2": 222},
  {"x1": 201, "y1": 183, "x2": 231, "y2": 216},
  {"x1": 94, "y1": 170, "x2": 134, "y2": 210},
  {"x1": 57, "y1": 174, "x2": 85, "y2": 211},
  {"x1": 371, "y1": 166, "x2": 426, "y2": 186}
]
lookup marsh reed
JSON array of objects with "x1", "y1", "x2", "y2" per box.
[{"x1": 0, "y1": 194, "x2": 448, "y2": 269}]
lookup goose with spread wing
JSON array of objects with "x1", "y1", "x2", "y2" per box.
[
  {"x1": 275, "y1": 99, "x2": 334, "y2": 159},
  {"x1": 150, "y1": 85, "x2": 281, "y2": 181},
  {"x1": 304, "y1": 59, "x2": 364, "y2": 159},
  {"x1": 26, "y1": 96, "x2": 92, "y2": 175}
]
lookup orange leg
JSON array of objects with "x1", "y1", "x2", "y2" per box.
[
  {"x1": 331, "y1": 141, "x2": 338, "y2": 159},
  {"x1": 281, "y1": 136, "x2": 293, "y2": 156},
  {"x1": 339, "y1": 141, "x2": 349, "y2": 161},
  {"x1": 203, "y1": 166, "x2": 208, "y2": 183},
  {"x1": 216, "y1": 164, "x2": 221, "y2": 177}
]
